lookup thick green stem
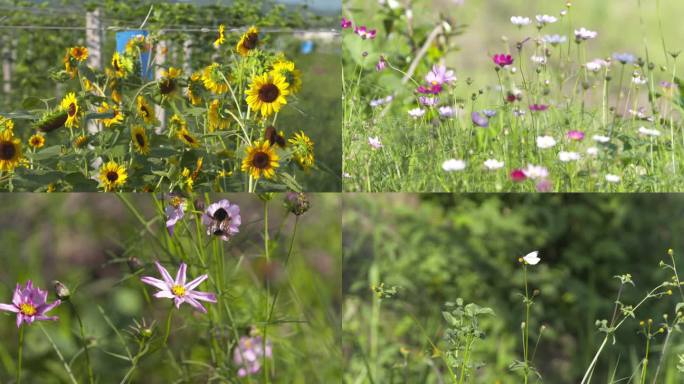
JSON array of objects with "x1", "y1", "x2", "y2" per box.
[{"x1": 263, "y1": 200, "x2": 271, "y2": 384}]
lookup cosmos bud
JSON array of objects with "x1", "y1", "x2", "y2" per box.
[{"x1": 52, "y1": 280, "x2": 71, "y2": 300}]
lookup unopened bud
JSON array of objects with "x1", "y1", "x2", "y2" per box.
[{"x1": 52, "y1": 281, "x2": 71, "y2": 300}]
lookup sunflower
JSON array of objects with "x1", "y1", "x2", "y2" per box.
[
  {"x1": 136, "y1": 96, "x2": 157, "y2": 125},
  {"x1": 28, "y1": 134, "x2": 45, "y2": 149},
  {"x1": 159, "y1": 67, "x2": 182, "y2": 97},
  {"x1": 70, "y1": 46, "x2": 89, "y2": 62},
  {"x1": 98, "y1": 161, "x2": 128, "y2": 191},
  {"x1": 213, "y1": 24, "x2": 226, "y2": 48},
  {"x1": 288, "y1": 131, "x2": 315, "y2": 171},
  {"x1": 177, "y1": 126, "x2": 200, "y2": 148},
  {"x1": 63, "y1": 49, "x2": 77, "y2": 78},
  {"x1": 111, "y1": 52, "x2": 132, "y2": 78},
  {"x1": 241, "y1": 140, "x2": 279, "y2": 179},
  {"x1": 73, "y1": 135, "x2": 88, "y2": 148},
  {"x1": 236, "y1": 26, "x2": 260, "y2": 56},
  {"x1": 186, "y1": 72, "x2": 204, "y2": 105},
  {"x1": 60, "y1": 93, "x2": 80, "y2": 128},
  {"x1": 0, "y1": 129, "x2": 21, "y2": 172},
  {"x1": 208, "y1": 100, "x2": 230, "y2": 131},
  {"x1": 98, "y1": 102, "x2": 124, "y2": 128},
  {"x1": 270, "y1": 60, "x2": 302, "y2": 94},
  {"x1": 245, "y1": 73, "x2": 290, "y2": 117},
  {"x1": 131, "y1": 125, "x2": 150, "y2": 155},
  {"x1": 34, "y1": 109, "x2": 68, "y2": 133},
  {"x1": 0, "y1": 116, "x2": 13, "y2": 132},
  {"x1": 201, "y1": 63, "x2": 228, "y2": 94},
  {"x1": 125, "y1": 35, "x2": 149, "y2": 56}
]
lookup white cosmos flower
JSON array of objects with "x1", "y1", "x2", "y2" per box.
[
  {"x1": 574, "y1": 27, "x2": 598, "y2": 40},
  {"x1": 531, "y1": 55, "x2": 547, "y2": 64},
  {"x1": 536, "y1": 135, "x2": 557, "y2": 149},
  {"x1": 522, "y1": 251, "x2": 540, "y2": 265},
  {"x1": 592, "y1": 135, "x2": 610, "y2": 143},
  {"x1": 536, "y1": 14, "x2": 558, "y2": 25},
  {"x1": 586, "y1": 147, "x2": 599, "y2": 156},
  {"x1": 559, "y1": 151, "x2": 581, "y2": 162},
  {"x1": 408, "y1": 108, "x2": 425, "y2": 118},
  {"x1": 523, "y1": 164, "x2": 548, "y2": 180},
  {"x1": 484, "y1": 159, "x2": 504, "y2": 170},
  {"x1": 586, "y1": 59, "x2": 609, "y2": 72},
  {"x1": 511, "y1": 16, "x2": 531, "y2": 26},
  {"x1": 605, "y1": 174, "x2": 621, "y2": 183},
  {"x1": 442, "y1": 159, "x2": 466, "y2": 172},
  {"x1": 638, "y1": 127, "x2": 661, "y2": 137},
  {"x1": 632, "y1": 76, "x2": 647, "y2": 85}
]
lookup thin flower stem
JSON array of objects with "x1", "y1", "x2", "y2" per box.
[
  {"x1": 16, "y1": 325, "x2": 23, "y2": 384},
  {"x1": 263, "y1": 200, "x2": 271, "y2": 384},
  {"x1": 163, "y1": 305, "x2": 174, "y2": 346},
  {"x1": 523, "y1": 265, "x2": 530, "y2": 384},
  {"x1": 38, "y1": 323, "x2": 79, "y2": 384},
  {"x1": 69, "y1": 301, "x2": 94, "y2": 384}
]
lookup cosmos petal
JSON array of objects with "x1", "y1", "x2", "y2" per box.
[
  {"x1": 187, "y1": 291, "x2": 217, "y2": 303},
  {"x1": 185, "y1": 274, "x2": 209, "y2": 291},
  {"x1": 154, "y1": 291, "x2": 174, "y2": 299},
  {"x1": 176, "y1": 263, "x2": 187, "y2": 286},
  {"x1": 0, "y1": 303, "x2": 18, "y2": 313},
  {"x1": 38, "y1": 299, "x2": 61, "y2": 315},
  {"x1": 155, "y1": 261, "x2": 175, "y2": 286},
  {"x1": 185, "y1": 296, "x2": 207, "y2": 313},
  {"x1": 141, "y1": 276, "x2": 169, "y2": 291}
]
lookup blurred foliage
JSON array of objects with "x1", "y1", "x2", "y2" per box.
[
  {"x1": 0, "y1": 193, "x2": 341, "y2": 383},
  {"x1": 343, "y1": 194, "x2": 684, "y2": 383}
]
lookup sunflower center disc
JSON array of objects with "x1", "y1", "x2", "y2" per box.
[
  {"x1": 106, "y1": 171, "x2": 119, "y2": 182},
  {"x1": 253, "y1": 152, "x2": 270, "y2": 169},
  {"x1": 243, "y1": 34, "x2": 258, "y2": 50},
  {"x1": 0, "y1": 141, "x2": 16, "y2": 160},
  {"x1": 135, "y1": 133, "x2": 145, "y2": 147},
  {"x1": 258, "y1": 84, "x2": 280, "y2": 103}
]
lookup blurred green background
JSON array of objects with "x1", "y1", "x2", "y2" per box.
[
  {"x1": 0, "y1": 193, "x2": 341, "y2": 383},
  {"x1": 343, "y1": 194, "x2": 684, "y2": 383}
]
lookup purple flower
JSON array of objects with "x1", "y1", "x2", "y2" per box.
[
  {"x1": 567, "y1": 130, "x2": 585, "y2": 141},
  {"x1": 425, "y1": 64, "x2": 456, "y2": 86},
  {"x1": 354, "y1": 25, "x2": 376, "y2": 40},
  {"x1": 419, "y1": 96, "x2": 439, "y2": 107},
  {"x1": 341, "y1": 17, "x2": 352, "y2": 29},
  {"x1": 233, "y1": 335, "x2": 273, "y2": 377},
  {"x1": 417, "y1": 84, "x2": 442, "y2": 95},
  {"x1": 368, "y1": 136, "x2": 383, "y2": 149},
  {"x1": 165, "y1": 195, "x2": 187, "y2": 236},
  {"x1": 612, "y1": 52, "x2": 636, "y2": 65},
  {"x1": 376, "y1": 56, "x2": 387, "y2": 71},
  {"x1": 529, "y1": 104, "x2": 549, "y2": 112},
  {"x1": 482, "y1": 109, "x2": 497, "y2": 118},
  {"x1": 438, "y1": 106, "x2": 454, "y2": 117},
  {"x1": 535, "y1": 179, "x2": 552, "y2": 192},
  {"x1": 493, "y1": 54, "x2": 513, "y2": 67},
  {"x1": 201, "y1": 199, "x2": 241, "y2": 241},
  {"x1": 0, "y1": 281, "x2": 61, "y2": 328},
  {"x1": 471, "y1": 111, "x2": 489, "y2": 127},
  {"x1": 141, "y1": 261, "x2": 217, "y2": 313}
]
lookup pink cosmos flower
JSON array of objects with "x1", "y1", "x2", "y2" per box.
[
  {"x1": 233, "y1": 335, "x2": 273, "y2": 377},
  {"x1": 354, "y1": 25, "x2": 376, "y2": 39},
  {"x1": 202, "y1": 199, "x2": 241, "y2": 241},
  {"x1": 165, "y1": 195, "x2": 187, "y2": 236},
  {"x1": 340, "y1": 18, "x2": 352, "y2": 29},
  {"x1": 368, "y1": 136, "x2": 383, "y2": 149},
  {"x1": 416, "y1": 84, "x2": 442, "y2": 95},
  {"x1": 141, "y1": 261, "x2": 217, "y2": 313},
  {"x1": 535, "y1": 179, "x2": 552, "y2": 192},
  {"x1": 0, "y1": 281, "x2": 61, "y2": 328},
  {"x1": 471, "y1": 111, "x2": 489, "y2": 127},
  {"x1": 425, "y1": 64, "x2": 456, "y2": 86},
  {"x1": 376, "y1": 56, "x2": 387, "y2": 71},
  {"x1": 567, "y1": 130, "x2": 585, "y2": 141},
  {"x1": 510, "y1": 169, "x2": 527, "y2": 182},
  {"x1": 493, "y1": 54, "x2": 513, "y2": 67},
  {"x1": 529, "y1": 104, "x2": 549, "y2": 112}
]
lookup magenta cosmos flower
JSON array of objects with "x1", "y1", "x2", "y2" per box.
[
  {"x1": 510, "y1": 169, "x2": 527, "y2": 182},
  {"x1": 529, "y1": 104, "x2": 549, "y2": 112},
  {"x1": 0, "y1": 281, "x2": 61, "y2": 327},
  {"x1": 354, "y1": 25, "x2": 376, "y2": 39},
  {"x1": 567, "y1": 130, "x2": 585, "y2": 141},
  {"x1": 202, "y1": 199, "x2": 241, "y2": 241},
  {"x1": 493, "y1": 54, "x2": 513, "y2": 67},
  {"x1": 141, "y1": 262, "x2": 217, "y2": 313},
  {"x1": 340, "y1": 17, "x2": 352, "y2": 29},
  {"x1": 417, "y1": 84, "x2": 442, "y2": 95},
  {"x1": 425, "y1": 64, "x2": 456, "y2": 86}
]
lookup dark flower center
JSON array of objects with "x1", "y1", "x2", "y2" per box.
[
  {"x1": 106, "y1": 171, "x2": 119, "y2": 182},
  {"x1": 243, "y1": 33, "x2": 259, "y2": 50},
  {"x1": 183, "y1": 134, "x2": 195, "y2": 144},
  {"x1": 0, "y1": 141, "x2": 16, "y2": 160},
  {"x1": 213, "y1": 208, "x2": 228, "y2": 221},
  {"x1": 160, "y1": 79, "x2": 176, "y2": 94},
  {"x1": 252, "y1": 152, "x2": 270, "y2": 169},
  {"x1": 135, "y1": 133, "x2": 145, "y2": 147},
  {"x1": 258, "y1": 84, "x2": 280, "y2": 103},
  {"x1": 68, "y1": 102, "x2": 77, "y2": 117},
  {"x1": 113, "y1": 59, "x2": 120, "y2": 71},
  {"x1": 140, "y1": 105, "x2": 150, "y2": 118}
]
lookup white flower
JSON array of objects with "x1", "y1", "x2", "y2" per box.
[
  {"x1": 536, "y1": 135, "x2": 557, "y2": 149},
  {"x1": 408, "y1": 108, "x2": 425, "y2": 118},
  {"x1": 536, "y1": 14, "x2": 557, "y2": 25},
  {"x1": 511, "y1": 16, "x2": 531, "y2": 26},
  {"x1": 531, "y1": 55, "x2": 547, "y2": 64},
  {"x1": 632, "y1": 76, "x2": 647, "y2": 85},
  {"x1": 483, "y1": 159, "x2": 504, "y2": 170},
  {"x1": 574, "y1": 27, "x2": 598, "y2": 41},
  {"x1": 439, "y1": 106, "x2": 455, "y2": 117},
  {"x1": 638, "y1": 127, "x2": 661, "y2": 137},
  {"x1": 442, "y1": 159, "x2": 466, "y2": 172},
  {"x1": 605, "y1": 174, "x2": 621, "y2": 183},
  {"x1": 542, "y1": 34, "x2": 567, "y2": 45},
  {"x1": 586, "y1": 59, "x2": 609, "y2": 72},
  {"x1": 592, "y1": 135, "x2": 610, "y2": 143},
  {"x1": 368, "y1": 136, "x2": 383, "y2": 149},
  {"x1": 522, "y1": 251, "x2": 540, "y2": 265},
  {"x1": 559, "y1": 151, "x2": 581, "y2": 162},
  {"x1": 523, "y1": 164, "x2": 548, "y2": 180},
  {"x1": 586, "y1": 147, "x2": 599, "y2": 156}
]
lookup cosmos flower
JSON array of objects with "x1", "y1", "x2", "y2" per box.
[
  {"x1": 484, "y1": 159, "x2": 504, "y2": 170},
  {"x1": 612, "y1": 52, "x2": 636, "y2": 65},
  {"x1": 201, "y1": 199, "x2": 241, "y2": 241},
  {"x1": 529, "y1": 104, "x2": 549, "y2": 112},
  {"x1": 523, "y1": 164, "x2": 549, "y2": 180},
  {"x1": 471, "y1": 111, "x2": 489, "y2": 127},
  {"x1": 233, "y1": 335, "x2": 273, "y2": 377},
  {"x1": 341, "y1": 17, "x2": 352, "y2": 29},
  {"x1": 586, "y1": 147, "x2": 599, "y2": 156},
  {"x1": 593, "y1": 135, "x2": 610, "y2": 143},
  {"x1": 368, "y1": 136, "x2": 383, "y2": 149},
  {"x1": 438, "y1": 106, "x2": 455, "y2": 117},
  {"x1": 638, "y1": 127, "x2": 661, "y2": 137},
  {"x1": 493, "y1": 54, "x2": 514, "y2": 67},
  {"x1": 425, "y1": 64, "x2": 456, "y2": 85},
  {"x1": 510, "y1": 16, "x2": 531, "y2": 26},
  {"x1": 442, "y1": 159, "x2": 466, "y2": 172},
  {"x1": 416, "y1": 84, "x2": 442, "y2": 94},
  {"x1": 141, "y1": 262, "x2": 217, "y2": 313},
  {"x1": 605, "y1": 174, "x2": 621, "y2": 183},
  {"x1": 558, "y1": 151, "x2": 581, "y2": 162},
  {"x1": 567, "y1": 130, "x2": 585, "y2": 141},
  {"x1": 419, "y1": 96, "x2": 439, "y2": 107},
  {"x1": 536, "y1": 135, "x2": 556, "y2": 149},
  {"x1": 586, "y1": 59, "x2": 609, "y2": 72},
  {"x1": 408, "y1": 108, "x2": 425, "y2": 119},
  {"x1": 521, "y1": 251, "x2": 540, "y2": 265},
  {"x1": 0, "y1": 281, "x2": 61, "y2": 327},
  {"x1": 482, "y1": 109, "x2": 497, "y2": 118},
  {"x1": 530, "y1": 55, "x2": 547, "y2": 65},
  {"x1": 369, "y1": 96, "x2": 393, "y2": 107},
  {"x1": 165, "y1": 195, "x2": 187, "y2": 236},
  {"x1": 354, "y1": 25, "x2": 376, "y2": 39},
  {"x1": 542, "y1": 35, "x2": 567, "y2": 46},
  {"x1": 376, "y1": 56, "x2": 387, "y2": 71},
  {"x1": 536, "y1": 179, "x2": 552, "y2": 192},
  {"x1": 574, "y1": 27, "x2": 598, "y2": 41},
  {"x1": 535, "y1": 14, "x2": 558, "y2": 26},
  {"x1": 510, "y1": 169, "x2": 527, "y2": 182}
]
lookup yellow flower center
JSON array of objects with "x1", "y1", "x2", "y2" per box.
[
  {"x1": 171, "y1": 285, "x2": 186, "y2": 297},
  {"x1": 19, "y1": 303, "x2": 37, "y2": 316}
]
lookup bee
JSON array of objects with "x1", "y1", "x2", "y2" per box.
[{"x1": 208, "y1": 207, "x2": 232, "y2": 236}]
